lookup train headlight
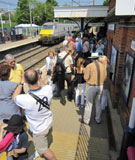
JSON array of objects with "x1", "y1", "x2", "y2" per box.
[{"x1": 40, "y1": 34, "x2": 45, "y2": 38}]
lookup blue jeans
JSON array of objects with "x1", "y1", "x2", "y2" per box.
[{"x1": 55, "y1": 82, "x2": 60, "y2": 96}]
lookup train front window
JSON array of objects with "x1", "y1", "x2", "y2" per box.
[{"x1": 43, "y1": 25, "x2": 53, "y2": 29}]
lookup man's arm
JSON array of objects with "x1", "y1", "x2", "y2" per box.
[
  {"x1": 0, "y1": 124, "x2": 8, "y2": 141},
  {"x1": 12, "y1": 84, "x2": 23, "y2": 101},
  {"x1": 84, "y1": 65, "x2": 90, "y2": 81},
  {"x1": 8, "y1": 148, "x2": 27, "y2": 157}
]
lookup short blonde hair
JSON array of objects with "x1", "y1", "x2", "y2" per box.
[
  {"x1": 99, "y1": 56, "x2": 109, "y2": 63},
  {"x1": 48, "y1": 50, "x2": 54, "y2": 56}
]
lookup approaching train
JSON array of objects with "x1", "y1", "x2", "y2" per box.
[{"x1": 39, "y1": 22, "x2": 79, "y2": 45}]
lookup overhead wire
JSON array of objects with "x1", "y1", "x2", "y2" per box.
[{"x1": 57, "y1": 0, "x2": 94, "y2": 6}]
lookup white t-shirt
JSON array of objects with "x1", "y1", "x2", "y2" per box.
[
  {"x1": 63, "y1": 40, "x2": 68, "y2": 47},
  {"x1": 45, "y1": 56, "x2": 55, "y2": 71},
  {"x1": 55, "y1": 51, "x2": 73, "y2": 73},
  {"x1": 96, "y1": 44, "x2": 104, "y2": 55},
  {"x1": 14, "y1": 85, "x2": 53, "y2": 134}
]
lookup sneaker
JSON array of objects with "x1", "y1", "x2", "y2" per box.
[
  {"x1": 75, "y1": 103, "x2": 79, "y2": 107},
  {"x1": 80, "y1": 104, "x2": 85, "y2": 108},
  {"x1": 60, "y1": 99, "x2": 66, "y2": 105},
  {"x1": 78, "y1": 118, "x2": 89, "y2": 125},
  {"x1": 94, "y1": 116, "x2": 101, "y2": 124},
  {"x1": 53, "y1": 95, "x2": 60, "y2": 99}
]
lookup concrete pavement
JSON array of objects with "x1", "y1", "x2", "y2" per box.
[{"x1": 0, "y1": 36, "x2": 39, "y2": 52}]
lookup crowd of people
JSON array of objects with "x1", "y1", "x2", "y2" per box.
[{"x1": 0, "y1": 31, "x2": 110, "y2": 160}]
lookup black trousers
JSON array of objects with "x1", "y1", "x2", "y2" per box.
[
  {"x1": 65, "y1": 73, "x2": 72, "y2": 88},
  {"x1": 56, "y1": 73, "x2": 72, "y2": 103},
  {"x1": 57, "y1": 74, "x2": 65, "y2": 102}
]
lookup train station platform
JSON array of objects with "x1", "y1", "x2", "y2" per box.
[
  {"x1": 0, "y1": 36, "x2": 40, "y2": 52},
  {"x1": 0, "y1": 66, "x2": 123, "y2": 160}
]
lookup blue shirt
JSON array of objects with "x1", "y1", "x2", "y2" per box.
[
  {"x1": 96, "y1": 44, "x2": 104, "y2": 55},
  {"x1": 0, "y1": 80, "x2": 20, "y2": 120},
  {"x1": 75, "y1": 41, "x2": 82, "y2": 53}
]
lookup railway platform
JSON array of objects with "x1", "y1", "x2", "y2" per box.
[
  {"x1": 0, "y1": 66, "x2": 123, "y2": 160},
  {"x1": 0, "y1": 36, "x2": 40, "y2": 52}
]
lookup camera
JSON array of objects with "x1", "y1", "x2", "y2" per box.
[
  {"x1": 35, "y1": 69, "x2": 42, "y2": 75},
  {"x1": 47, "y1": 69, "x2": 51, "y2": 75}
]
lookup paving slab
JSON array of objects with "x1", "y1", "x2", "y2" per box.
[{"x1": 0, "y1": 36, "x2": 39, "y2": 52}]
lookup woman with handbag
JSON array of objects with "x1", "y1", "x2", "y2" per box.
[{"x1": 75, "y1": 58, "x2": 86, "y2": 107}]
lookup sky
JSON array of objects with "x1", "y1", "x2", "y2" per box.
[{"x1": 0, "y1": 0, "x2": 105, "y2": 11}]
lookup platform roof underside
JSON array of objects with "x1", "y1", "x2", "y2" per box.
[{"x1": 54, "y1": 6, "x2": 109, "y2": 18}]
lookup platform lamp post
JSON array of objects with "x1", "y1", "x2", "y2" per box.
[
  {"x1": 0, "y1": 13, "x2": 5, "y2": 43},
  {"x1": 29, "y1": 1, "x2": 32, "y2": 37},
  {"x1": 117, "y1": 88, "x2": 135, "y2": 160},
  {"x1": 0, "y1": 13, "x2": 4, "y2": 35},
  {"x1": 45, "y1": 0, "x2": 46, "y2": 16},
  {"x1": 8, "y1": 6, "x2": 11, "y2": 29}
]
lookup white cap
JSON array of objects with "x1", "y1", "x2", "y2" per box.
[
  {"x1": 88, "y1": 52, "x2": 99, "y2": 59},
  {"x1": 63, "y1": 40, "x2": 68, "y2": 46}
]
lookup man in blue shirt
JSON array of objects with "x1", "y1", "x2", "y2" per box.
[{"x1": 75, "y1": 38, "x2": 82, "y2": 54}]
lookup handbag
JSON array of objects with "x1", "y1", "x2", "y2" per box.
[{"x1": 0, "y1": 132, "x2": 14, "y2": 153}]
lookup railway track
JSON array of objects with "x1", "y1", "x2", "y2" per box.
[{"x1": 0, "y1": 43, "x2": 63, "y2": 70}]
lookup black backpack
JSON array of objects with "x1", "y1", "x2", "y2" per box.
[{"x1": 55, "y1": 54, "x2": 69, "y2": 75}]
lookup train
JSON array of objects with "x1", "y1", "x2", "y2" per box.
[{"x1": 39, "y1": 22, "x2": 79, "y2": 45}]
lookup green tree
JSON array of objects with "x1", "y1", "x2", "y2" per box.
[
  {"x1": 15, "y1": 0, "x2": 58, "y2": 25},
  {"x1": 103, "y1": 0, "x2": 109, "y2": 5},
  {"x1": 2, "y1": 14, "x2": 9, "y2": 20},
  {"x1": 45, "y1": 0, "x2": 58, "y2": 22},
  {"x1": 11, "y1": 13, "x2": 17, "y2": 23},
  {"x1": 0, "y1": 13, "x2": 17, "y2": 29},
  {"x1": 32, "y1": 0, "x2": 46, "y2": 25},
  {"x1": 16, "y1": 0, "x2": 30, "y2": 24}
]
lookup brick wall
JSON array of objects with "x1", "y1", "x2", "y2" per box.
[{"x1": 107, "y1": 17, "x2": 135, "y2": 126}]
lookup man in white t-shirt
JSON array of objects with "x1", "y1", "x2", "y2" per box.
[{"x1": 12, "y1": 69, "x2": 56, "y2": 160}]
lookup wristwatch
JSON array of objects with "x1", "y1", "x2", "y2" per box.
[{"x1": 19, "y1": 82, "x2": 24, "y2": 86}]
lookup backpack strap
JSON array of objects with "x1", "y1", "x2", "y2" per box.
[
  {"x1": 94, "y1": 60, "x2": 100, "y2": 86},
  {"x1": 56, "y1": 54, "x2": 59, "y2": 62},
  {"x1": 29, "y1": 92, "x2": 50, "y2": 110},
  {"x1": 57, "y1": 54, "x2": 69, "y2": 63},
  {"x1": 61, "y1": 54, "x2": 69, "y2": 62}
]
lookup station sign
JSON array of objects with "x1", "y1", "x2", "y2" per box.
[
  {"x1": 88, "y1": 23, "x2": 104, "y2": 27},
  {"x1": 115, "y1": 0, "x2": 135, "y2": 15},
  {"x1": 108, "y1": 24, "x2": 115, "y2": 31}
]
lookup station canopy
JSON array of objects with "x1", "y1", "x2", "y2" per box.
[
  {"x1": 54, "y1": 6, "x2": 109, "y2": 18},
  {"x1": 54, "y1": 6, "x2": 109, "y2": 28}
]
